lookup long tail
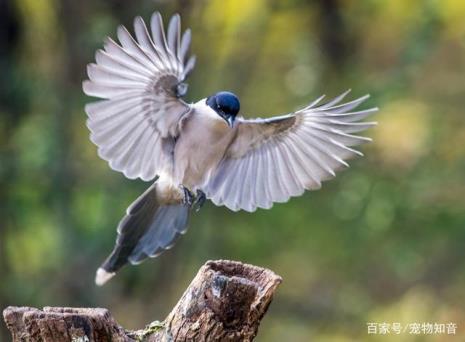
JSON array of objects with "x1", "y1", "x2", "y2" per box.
[{"x1": 95, "y1": 181, "x2": 189, "y2": 285}]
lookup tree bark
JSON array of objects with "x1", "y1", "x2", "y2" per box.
[{"x1": 3, "y1": 260, "x2": 282, "y2": 342}]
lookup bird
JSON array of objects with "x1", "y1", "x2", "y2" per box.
[{"x1": 82, "y1": 12, "x2": 377, "y2": 286}]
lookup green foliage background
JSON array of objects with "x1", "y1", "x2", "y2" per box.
[{"x1": 1, "y1": 0, "x2": 465, "y2": 340}]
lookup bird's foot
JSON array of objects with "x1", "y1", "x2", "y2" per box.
[
  {"x1": 193, "y1": 190, "x2": 206, "y2": 212},
  {"x1": 181, "y1": 185, "x2": 195, "y2": 207}
]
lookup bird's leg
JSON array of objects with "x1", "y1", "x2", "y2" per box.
[
  {"x1": 193, "y1": 190, "x2": 206, "y2": 212},
  {"x1": 180, "y1": 185, "x2": 195, "y2": 207}
]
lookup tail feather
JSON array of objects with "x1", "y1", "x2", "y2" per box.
[
  {"x1": 96, "y1": 181, "x2": 189, "y2": 286},
  {"x1": 129, "y1": 204, "x2": 189, "y2": 263}
]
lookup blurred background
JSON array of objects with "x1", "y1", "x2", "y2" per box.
[{"x1": 1, "y1": 0, "x2": 465, "y2": 341}]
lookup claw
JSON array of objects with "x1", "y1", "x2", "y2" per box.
[
  {"x1": 181, "y1": 185, "x2": 195, "y2": 207},
  {"x1": 193, "y1": 190, "x2": 206, "y2": 212}
]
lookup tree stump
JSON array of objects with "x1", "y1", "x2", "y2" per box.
[{"x1": 3, "y1": 260, "x2": 282, "y2": 341}]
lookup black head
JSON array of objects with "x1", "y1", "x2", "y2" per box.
[{"x1": 206, "y1": 91, "x2": 240, "y2": 127}]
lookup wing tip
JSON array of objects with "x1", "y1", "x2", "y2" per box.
[
  {"x1": 358, "y1": 93, "x2": 371, "y2": 103},
  {"x1": 95, "y1": 268, "x2": 115, "y2": 286},
  {"x1": 82, "y1": 80, "x2": 92, "y2": 96},
  {"x1": 151, "y1": 11, "x2": 162, "y2": 24},
  {"x1": 116, "y1": 24, "x2": 129, "y2": 38},
  {"x1": 171, "y1": 13, "x2": 181, "y2": 21},
  {"x1": 134, "y1": 15, "x2": 145, "y2": 29},
  {"x1": 86, "y1": 63, "x2": 96, "y2": 80}
]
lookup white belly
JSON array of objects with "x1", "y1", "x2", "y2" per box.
[{"x1": 173, "y1": 101, "x2": 235, "y2": 190}]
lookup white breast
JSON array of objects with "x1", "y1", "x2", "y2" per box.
[{"x1": 174, "y1": 99, "x2": 234, "y2": 189}]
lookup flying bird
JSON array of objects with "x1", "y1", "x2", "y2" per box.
[{"x1": 83, "y1": 12, "x2": 377, "y2": 285}]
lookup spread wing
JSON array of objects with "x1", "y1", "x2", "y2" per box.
[
  {"x1": 83, "y1": 12, "x2": 196, "y2": 181},
  {"x1": 204, "y1": 91, "x2": 378, "y2": 212}
]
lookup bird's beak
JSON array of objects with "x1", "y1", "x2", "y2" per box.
[{"x1": 226, "y1": 116, "x2": 235, "y2": 128}]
